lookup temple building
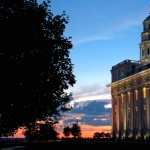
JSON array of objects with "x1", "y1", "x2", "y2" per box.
[{"x1": 111, "y1": 13, "x2": 150, "y2": 139}]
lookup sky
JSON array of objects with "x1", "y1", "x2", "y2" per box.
[{"x1": 51, "y1": 0, "x2": 150, "y2": 101}]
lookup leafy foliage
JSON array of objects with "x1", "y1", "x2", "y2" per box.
[
  {"x1": 93, "y1": 132, "x2": 111, "y2": 139},
  {"x1": 71, "y1": 123, "x2": 81, "y2": 138},
  {"x1": 0, "y1": 0, "x2": 75, "y2": 136},
  {"x1": 25, "y1": 121, "x2": 59, "y2": 141},
  {"x1": 63, "y1": 126, "x2": 71, "y2": 137}
]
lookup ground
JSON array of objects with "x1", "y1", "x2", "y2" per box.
[{"x1": 1, "y1": 139, "x2": 150, "y2": 149}]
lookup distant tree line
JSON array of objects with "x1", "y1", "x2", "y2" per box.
[
  {"x1": 63, "y1": 123, "x2": 81, "y2": 139},
  {"x1": 93, "y1": 132, "x2": 111, "y2": 139}
]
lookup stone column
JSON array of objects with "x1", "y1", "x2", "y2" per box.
[
  {"x1": 138, "y1": 87, "x2": 143, "y2": 138},
  {"x1": 142, "y1": 87, "x2": 148, "y2": 137},
  {"x1": 111, "y1": 95, "x2": 115, "y2": 137},
  {"x1": 121, "y1": 93, "x2": 127, "y2": 138},
  {"x1": 134, "y1": 89, "x2": 138, "y2": 138},
  {"x1": 146, "y1": 87, "x2": 150, "y2": 137},
  {"x1": 112, "y1": 95, "x2": 118, "y2": 138},
  {"x1": 118, "y1": 94, "x2": 122, "y2": 138},
  {"x1": 116, "y1": 95, "x2": 120, "y2": 137},
  {"x1": 130, "y1": 90, "x2": 135, "y2": 137},
  {"x1": 127, "y1": 91, "x2": 132, "y2": 137},
  {"x1": 126, "y1": 92, "x2": 130, "y2": 137}
]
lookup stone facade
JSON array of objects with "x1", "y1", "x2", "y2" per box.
[{"x1": 111, "y1": 14, "x2": 150, "y2": 139}]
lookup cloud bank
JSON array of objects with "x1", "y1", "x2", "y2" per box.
[{"x1": 70, "y1": 84, "x2": 111, "y2": 105}]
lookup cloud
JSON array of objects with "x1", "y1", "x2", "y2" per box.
[
  {"x1": 73, "y1": 14, "x2": 144, "y2": 46},
  {"x1": 62, "y1": 113, "x2": 85, "y2": 122},
  {"x1": 70, "y1": 84, "x2": 111, "y2": 104},
  {"x1": 73, "y1": 35, "x2": 112, "y2": 46},
  {"x1": 62, "y1": 100, "x2": 112, "y2": 126},
  {"x1": 57, "y1": 100, "x2": 112, "y2": 138},
  {"x1": 104, "y1": 103, "x2": 112, "y2": 109}
]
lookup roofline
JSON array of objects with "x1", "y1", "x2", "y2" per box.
[{"x1": 111, "y1": 68, "x2": 150, "y2": 87}]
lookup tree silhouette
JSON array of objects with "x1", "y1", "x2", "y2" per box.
[
  {"x1": 63, "y1": 126, "x2": 71, "y2": 138},
  {"x1": 25, "y1": 121, "x2": 58, "y2": 141},
  {"x1": 71, "y1": 123, "x2": 81, "y2": 139},
  {"x1": 104, "y1": 133, "x2": 111, "y2": 138},
  {"x1": 0, "y1": 0, "x2": 75, "y2": 136},
  {"x1": 93, "y1": 132, "x2": 105, "y2": 139},
  {"x1": 93, "y1": 132, "x2": 102, "y2": 139}
]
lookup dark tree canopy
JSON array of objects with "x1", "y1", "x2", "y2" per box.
[
  {"x1": 63, "y1": 126, "x2": 71, "y2": 137},
  {"x1": 71, "y1": 123, "x2": 81, "y2": 138},
  {"x1": 93, "y1": 132, "x2": 102, "y2": 139},
  {"x1": 0, "y1": 0, "x2": 75, "y2": 136},
  {"x1": 93, "y1": 132, "x2": 108, "y2": 139},
  {"x1": 25, "y1": 121, "x2": 59, "y2": 141}
]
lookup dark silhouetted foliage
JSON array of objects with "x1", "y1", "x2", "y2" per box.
[
  {"x1": 0, "y1": 0, "x2": 75, "y2": 136},
  {"x1": 93, "y1": 132, "x2": 103, "y2": 139},
  {"x1": 93, "y1": 132, "x2": 111, "y2": 139},
  {"x1": 63, "y1": 126, "x2": 71, "y2": 137},
  {"x1": 25, "y1": 121, "x2": 58, "y2": 141},
  {"x1": 71, "y1": 124, "x2": 81, "y2": 138},
  {"x1": 104, "y1": 133, "x2": 111, "y2": 138}
]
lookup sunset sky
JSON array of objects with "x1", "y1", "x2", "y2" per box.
[
  {"x1": 57, "y1": 124, "x2": 112, "y2": 138},
  {"x1": 51, "y1": 0, "x2": 150, "y2": 101}
]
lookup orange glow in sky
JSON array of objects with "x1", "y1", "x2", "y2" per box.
[
  {"x1": 80, "y1": 124, "x2": 112, "y2": 138},
  {"x1": 14, "y1": 125, "x2": 112, "y2": 139},
  {"x1": 58, "y1": 124, "x2": 112, "y2": 138},
  {"x1": 13, "y1": 128, "x2": 25, "y2": 138}
]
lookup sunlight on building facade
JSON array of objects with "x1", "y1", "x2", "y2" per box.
[{"x1": 111, "y1": 12, "x2": 150, "y2": 139}]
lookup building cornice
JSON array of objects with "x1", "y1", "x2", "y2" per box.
[{"x1": 111, "y1": 68, "x2": 150, "y2": 87}]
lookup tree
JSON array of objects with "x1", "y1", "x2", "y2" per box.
[
  {"x1": 71, "y1": 124, "x2": 81, "y2": 139},
  {"x1": 25, "y1": 121, "x2": 58, "y2": 141},
  {"x1": 93, "y1": 132, "x2": 102, "y2": 139},
  {"x1": 93, "y1": 132, "x2": 105, "y2": 139},
  {"x1": 104, "y1": 133, "x2": 111, "y2": 138},
  {"x1": 0, "y1": 0, "x2": 75, "y2": 136},
  {"x1": 63, "y1": 126, "x2": 71, "y2": 138}
]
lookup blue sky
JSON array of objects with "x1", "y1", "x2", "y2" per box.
[{"x1": 51, "y1": 0, "x2": 150, "y2": 100}]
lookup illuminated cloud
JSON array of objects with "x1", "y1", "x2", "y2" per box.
[
  {"x1": 68, "y1": 84, "x2": 111, "y2": 107},
  {"x1": 74, "y1": 35, "x2": 112, "y2": 46},
  {"x1": 104, "y1": 103, "x2": 112, "y2": 109}
]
